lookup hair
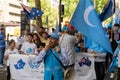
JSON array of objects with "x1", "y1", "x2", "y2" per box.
[
  {"x1": 40, "y1": 43, "x2": 46, "y2": 48},
  {"x1": 27, "y1": 33, "x2": 33, "y2": 38},
  {"x1": 33, "y1": 33, "x2": 41, "y2": 48},
  {"x1": 114, "y1": 24, "x2": 120, "y2": 27},
  {"x1": 9, "y1": 39, "x2": 15, "y2": 46},
  {"x1": 0, "y1": 28, "x2": 5, "y2": 31}
]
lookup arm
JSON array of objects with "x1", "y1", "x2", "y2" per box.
[
  {"x1": 34, "y1": 45, "x2": 38, "y2": 55},
  {"x1": 36, "y1": 45, "x2": 50, "y2": 63},
  {"x1": 36, "y1": 49, "x2": 46, "y2": 63},
  {"x1": 114, "y1": 47, "x2": 119, "y2": 57},
  {"x1": 20, "y1": 43, "x2": 25, "y2": 54},
  {"x1": 58, "y1": 48, "x2": 69, "y2": 66},
  {"x1": 4, "y1": 50, "x2": 9, "y2": 60}
]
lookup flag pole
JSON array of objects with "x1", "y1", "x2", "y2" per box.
[
  {"x1": 94, "y1": 0, "x2": 96, "y2": 8},
  {"x1": 111, "y1": 0, "x2": 115, "y2": 42},
  {"x1": 59, "y1": 0, "x2": 62, "y2": 32}
]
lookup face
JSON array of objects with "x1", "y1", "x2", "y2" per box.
[
  {"x1": 49, "y1": 37, "x2": 58, "y2": 48},
  {"x1": 27, "y1": 35, "x2": 33, "y2": 42},
  {"x1": 33, "y1": 34, "x2": 38, "y2": 40},
  {"x1": 39, "y1": 28, "x2": 43, "y2": 33},
  {"x1": 10, "y1": 41, "x2": 16, "y2": 48},
  {"x1": 42, "y1": 33, "x2": 48, "y2": 38},
  {"x1": 24, "y1": 29, "x2": 28, "y2": 35},
  {"x1": 114, "y1": 26, "x2": 119, "y2": 31},
  {"x1": 118, "y1": 45, "x2": 120, "y2": 48},
  {"x1": 1, "y1": 29, "x2": 5, "y2": 34}
]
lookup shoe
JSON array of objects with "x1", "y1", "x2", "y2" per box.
[
  {"x1": 110, "y1": 73, "x2": 114, "y2": 78},
  {"x1": 0, "y1": 64, "x2": 5, "y2": 68}
]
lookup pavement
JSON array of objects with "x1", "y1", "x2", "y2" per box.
[{"x1": 0, "y1": 61, "x2": 7, "y2": 80}]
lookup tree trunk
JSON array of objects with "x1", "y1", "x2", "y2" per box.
[{"x1": 35, "y1": 0, "x2": 42, "y2": 27}]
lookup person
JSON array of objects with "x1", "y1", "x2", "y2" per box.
[
  {"x1": 39, "y1": 27, "x2": 45, "y2": 36},
  {"x1": 114, "y1": 40, "x2": 120, "y2": 80},
  {"x1": 40, "y1": 32, "x2": 49, "y2": 45},
  {"x1": 37, "y1": 42, "x2": 45, "y2": 53},
  {"x1": 111, "y1": 24, "x2": 120, "y2": 53},
  {"x1": 4, "y1": 39, "x2": 19, "y2": 80},
  {"x1": 33, "y1": 33, "x2": 41, "y2": 48},
  {"x1": 110, "y1": 24, "x2": 120, "y2": 78},
  {"x1": 59, "y1": 25, "x2": 76, "y2": 80},
  {"x1": 105, "y1": 27, "x2": 113, "y2": 70},
  {"x1": 0, "y1": 28, "x2": 6, "y2": 68},
  {"x1": 87, "y1": 41, "x2": 106, "y2": 80},
  {"x1": 16, "y1": 29, "x2": 29, "y2": 50},
  {"x1": 20, "y1": 33, "x2": 38, "y2": 55},
  {"x1": 36, "y1": 33, "x2": 69, "y2": 80}
]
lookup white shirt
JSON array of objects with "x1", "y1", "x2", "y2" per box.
[
  {"x1": 95, "y1": 52, "x2": 106, "y2": 62},
  {"x1": 20, "y1": 42, "x2": 38, "y2": 54},
  {"x1": 4, "y1": 48, "x2": 19, "y2": 66},
  {"x1": 118, "y1": 51, "x2": 120, "y2": 67},
  {"x1": 60, "y1": 34, "x2": 76, "y2": 65}
]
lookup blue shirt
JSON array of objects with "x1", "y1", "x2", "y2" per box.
[
  {"x1": 36, "y1": 48, "x2": 69, "y2": 66},
  {"x1": 36, "y1": 48, "x2": 69, "y2": 80},
  {"x1": 0, "y1": 32, "x2": 5, "y2": 48}
]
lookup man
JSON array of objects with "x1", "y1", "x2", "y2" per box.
[
  {"x1": 20, "y1": 33, "x2": 38, "y2": 55},
  {"x1": 0, "y1": 28, "x2": 6, "y2": 68},
  {"x1": 111, "y1": 24, "x2": 120, "y2": 53},
  {"x1": 36, "y1": 33, "x2": 69, "y2": 80},
  {"x1": 59, "y1": 25, "x2": 76, "y2": 80},
  {"x1": 87, "y1": 41, "x2": 106, "y2": 80}
]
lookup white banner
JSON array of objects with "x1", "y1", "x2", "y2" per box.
[
  {"x1": 9, "y1": 53, "x2": 96, "y2": 80},
  {"x1": 74, "y1": 53, "x2": 96, "y2": 80},
  {"x1": 9, "y1": 54, "x2": 44, "y2": 80}
]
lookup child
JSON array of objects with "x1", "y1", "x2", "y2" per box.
[
  {"x1": 4, "y1": 39, "x2": 19, "y2": 80},
  {"x1": 37, "y1": 43, "x2": 45, "y2": 53},
  {"x1": 113, "y1": 40, "x2": 120, "y2": 80}
]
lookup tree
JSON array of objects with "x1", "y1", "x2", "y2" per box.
[
  {"x1": 35, "y1": 0, "x2": 42, "y2": 27},
  {"x1": 29, "y1": 0, "x2": 58, "y2": 27}
]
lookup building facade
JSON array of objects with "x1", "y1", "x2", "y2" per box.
[{"x1": 0, "y1": 0, "x2": 28, "y2": 24}]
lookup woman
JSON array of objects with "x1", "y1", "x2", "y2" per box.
[{"x1": 33, "y1": 33, "x2": 41, "y2": 48}]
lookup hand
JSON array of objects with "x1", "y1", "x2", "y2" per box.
[
  {"x1": 110, "y1": 39, "x2": 112, "y2": 42},
  {"x1": 44, "y1": 45, "x2": 51, "y2": 51},
  {"x1": 55, "y1": 46, "x2": 61, "y2": 54},
  {"x1": 114, "y1": 54, "x2": 117, "y2": 57}
]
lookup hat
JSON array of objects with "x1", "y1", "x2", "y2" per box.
[
  {"x1": 49, "y1": 33, "x2": 59, "y2": 40},
  {"x1": 62, "y1": 25, "x2": 70, "y2": 32},
  {"x1": 117, "y1": 40, "x2": 120, "y2": 45}
]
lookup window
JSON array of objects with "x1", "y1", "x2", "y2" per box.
[
  {"x1": 9, "y1": 3, "x2": 21, "y2": 9},
  {"x1": 9, "y1": 12, "x2": 20, "y2": 17}
]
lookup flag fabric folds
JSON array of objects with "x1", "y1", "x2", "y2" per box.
[
  {"x1": 99, "y1": 0, "x2": 115, "y2": 22},
  {"x1": 55, "y1": 19, "x2": 59, "y2": 33},
  {"x1": 21, "y1": 4, "x2": 43, "y2": 20},
  {"x1": 70, "y1": 0, "x2": 112, "y2": 53}
]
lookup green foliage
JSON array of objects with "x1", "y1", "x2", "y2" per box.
[
  {"x1": 62, "y1": 0, "x2": 78, "y2": 20},
  {"x1": 29, "y1": 0, "x2": 111, "y2": 27},
  {"x1": 29, "y1": 0, "x2": 58, "y2": 27}
]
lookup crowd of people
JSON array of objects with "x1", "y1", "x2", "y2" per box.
[{"x1": 0, "y1": 23, "x2": 120, "y2": 80}]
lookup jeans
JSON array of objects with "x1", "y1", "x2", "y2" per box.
[
  {"x1": 7, "y1": 66, "x2": 11, "y2": 80},
  {"x1": 0, "y1": 47, "x2": 5, "y2": 64},
  {"x1": 95, "y1": 62, "x2": 105, "y2": 80}
]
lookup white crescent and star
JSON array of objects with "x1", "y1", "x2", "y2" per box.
[{"x1": 84, "y1": 6, "x2": 95, "y2": 27}]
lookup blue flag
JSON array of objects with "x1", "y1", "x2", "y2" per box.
[
  {"x1": 55, "y1": 19, "x2": 59, "y2": 33},
  {"x1": 70, "y1": 0, "x2": 112, "y2": 53},
  {"x1": 21, "y1": 4, "x2": 43, "y2": 20},
  {"x1": 99, "y1": 0, "x2": 115, "y2": 22}
]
